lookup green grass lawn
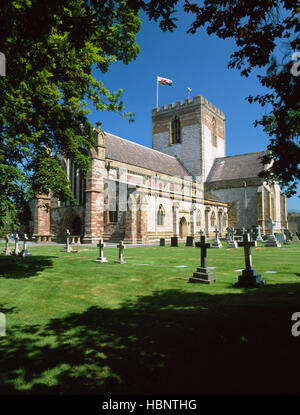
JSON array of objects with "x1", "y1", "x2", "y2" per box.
[{"x1": 0, "y1": 241, "x2": 300, "y2": 395}]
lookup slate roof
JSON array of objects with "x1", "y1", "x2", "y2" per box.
[
  {"x1": 105, "y1": 132, "x2": 191, "y2": 179},
  {"x1": 206, "y1": 151, "x2": 268, "y2": 182}
]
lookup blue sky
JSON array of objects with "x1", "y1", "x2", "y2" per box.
[{"x1": 88, "y1": 8, "x2": 299, "y2": 212}]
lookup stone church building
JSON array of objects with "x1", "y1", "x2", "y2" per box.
[{"x1": 32, "y1": 94, "x2": 288, "y2": 243}]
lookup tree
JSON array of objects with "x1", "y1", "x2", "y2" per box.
[
  {"x1": 142, "y1": 0, "x2": 300, "y2": 196},
  {"x1": 0, "y1": 0, "x2": 141, "y2": 218}
]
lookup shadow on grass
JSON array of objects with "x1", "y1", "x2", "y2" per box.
[
  {"x1": 0, "y1": 256, "x2": 56, "y2": 279},
  {"x1": 1, "y1": 284, "x2": 300, "y2": 395}
]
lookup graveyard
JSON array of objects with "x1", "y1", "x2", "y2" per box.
[{"x1": 0, "y1": 237, "x2": 300, "y2": 395}]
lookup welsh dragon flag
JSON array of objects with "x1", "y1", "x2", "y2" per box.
[{"x1": 157, "y1": 76, "x2": 173, "y2": 86}]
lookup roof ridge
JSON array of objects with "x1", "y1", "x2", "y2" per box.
[
  {"x1": 215, "y1": 150, "x2": 267, "y2": 160},
  {"x1": 104, "y1": 132, "x2": 178, "y2": 160}
]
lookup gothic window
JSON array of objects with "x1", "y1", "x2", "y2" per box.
[
  {"x1": 196, "y1": 211, "x2": 201, "y2": 227},
  {"x1": 223, "y1": 213, "x2": 227, "y2": 228},
  {"x1": 108, "y1": 181, "x2": 119, "y2": 223},
  {"x1": 210, "y1": 211, "x2": 215, "y2": 227},
  {"x1": 218, "y1": 211, "x2": 223, "y2": 229},
  {"x1": 157, "y1": 205, "x2": 165, "y2": 226},
  {"x1": 109, "y1": 206, "x2": 118, "y2": 223},
  {"x1": 212, "y1": 116, "x2": 217, "y2": 147},
  {"x1": 170, "y1": 116, "x2": 181, "y2": 144}
]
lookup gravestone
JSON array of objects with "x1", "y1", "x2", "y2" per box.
[
  {"x1": 264, "y1": 220, "x2": 281, "y2": 247},
  {"x1": 234, "y1": 233, "x2": 265, "y2": 287},
  {"x1": 62, "y1": 229, "x2": 77, "y2": 252},
  {"x1": 95, "y1": 239, "x2": 108, "y2": 263},
  {"x1": 20, "y1": 234, "x2": 32, "y2": 256},
  {"x1": 283, "y1": 228, "x2": 291, "y2": 245},
  {"x1": 227, "y1": 227, "x2": 238, "y2": 248},
  {"x1": 211, "y1": 227, "x2": 222, "y2": 248},
  {"x1": 114, "y1": 241, "x2": 126, "y2": 264},
  {"x1": 171, "y1": 236, "x2": 178, "y2": 247},
  {"x1": 275, "y1": 232, "x2": 285, "y2": 244},
  {"x1": 186, "y1": 236, "x2": 194, "y2": 247},
  {"x1": 2, "y1": 234, "x2": 11, "y2": 256},
  {"x1": 291, "y1": 232, "x2": 299, "y2": 242},
  {"x1": 13, "y1": 234, "x2": 20, "y2": 256},
  {"x1": 189, "y1": 236, "x2": 217, "y2": 284},
  {"x1": 160, "y1": 238, "x2": 165, "y2": 247},
  {"x1": 256, "y1": 225, "x2": 264, "y2": 242}
]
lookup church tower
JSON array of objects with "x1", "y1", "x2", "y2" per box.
[{"x1": 152, "y1": 95, "x2": 226, "y2": 181}]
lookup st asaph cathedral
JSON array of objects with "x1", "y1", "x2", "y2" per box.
[{"x1": 31, "y1": 94, "x2": 288, "y2": 244}]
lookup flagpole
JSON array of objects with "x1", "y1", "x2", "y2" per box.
[{"x1": 156, "y1": 77, "x2": 159, "y2": 109}]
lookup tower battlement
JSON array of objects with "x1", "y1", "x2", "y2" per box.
[{"x1": 152, "y1": 95, "x2": 225, "y2": 119}]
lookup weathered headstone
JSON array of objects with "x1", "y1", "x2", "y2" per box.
[
  {"x1": 275, "y1": 232, "x2": 285, "y2": 244},
  {"x1": 227, "y1": 227, "x2": 238, "y2": 248},
  {"x1": 234, "y1": 233, "x2": 265, "y2": 287},
  {"x1": 189, "y1": 236, "x2": 217, "y2": 284},
  {"x1": 256, "y1": 225, "x2": 264, "y2": 242},
  {"x1": 211, "y1": 227, "x2": 222, "y2": 248},
  {"x1": 264, "y1": 220, "x2": 281, "y2": 247},
  {"x1": 13, "y1": 234, "x2": 20, "y2": 256},
  {"x1": 114, "y1": 241, "x2": 126, "y2": 264},
  {"x1": 95, "y1": 239, "x2": 108, "y2": 263},
  {"x1": 62, "y1": 229, "x2": 75, "y2": 252},
  {"x1": 171, "y1": 236, "x2": 178, "y2": 247},
  {"x1": 159, "y1": 238, "x2": 165, "y2": 247},
  {"x1": 20, "y1": 234, "x2": 32, "y2": 256},
  {"x1": 283, "y1": 228, "x2": 292, "y2": 245},
  {"x1": 186, "y1": 236, "x2": 194, "y2": 247},
  {"x1": 2, "y1": 234, "x2": 11, "y2": 256}
]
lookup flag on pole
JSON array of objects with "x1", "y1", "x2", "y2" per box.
[{"x1": 157, "y1": 76, "x2": 173, "y2": 86}]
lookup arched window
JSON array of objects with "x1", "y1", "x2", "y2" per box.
[
  {"x1": 210, "y1": 211, "x2": 215, "y2": 227},
  {"x1": 157, "y1": 205, "x2": 165, "y2": 226},
  {"x1": 109, "y1": 204, "x2": 118, "y2": 223},
  {"x1": 218, "y1": 211, "x2": 223, "y2": 229},
  {"x1": 171, "y1": 116, "x2": 181, "y2": 144},
  {"x1": 196, "y1": 211, "x2": 201, "y2": 227},
  {"x1": 223, "y1": 213, "x2": 227, "y2": 228},
  {"x1": 109, "y1": 182, "x2": 119, "y2": 223}
]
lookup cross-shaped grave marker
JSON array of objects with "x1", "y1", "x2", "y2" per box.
[
  {"x1": 62, "y1": 229, "x2": 77, "y2": 252},
  {"x1": 256, "y1": 225, "x2": 264, "y2": 242},
  {"x1": 189, "y1": 236, "x2": 217, "y2": 284},
  {"x1": 20, "y1": 234, "x2": 32, "y2": 257},
  {"x1": 234, "y1": 233, "x2": 265, "y2": 287},
  {"x1": 211, "y1": 227, "x2": 222, "y2": 248},
  {"x1": 114, "y1": 241, "x2": 126, "y2": 264},
  {"x1": 265, "y1": 220, "x2": 281, "y2": 247},
  {"x1": 95, "y1": 239, "x2": 108, "y2": 263}
]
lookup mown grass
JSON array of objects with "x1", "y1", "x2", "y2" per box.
[{"x1": 0, "y1": 241, "x2": 300, "y2": 394}]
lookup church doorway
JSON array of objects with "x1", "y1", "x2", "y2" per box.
[{"x1": 179, "y1": 217, "x2": 188, "y2": 239}]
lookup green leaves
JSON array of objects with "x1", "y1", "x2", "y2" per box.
[
  {"x1": 0, "y1": 0, "x2": 141, "y2": 217},
  {"x1": 182, "y1": 0, "x2": 299, "y2": 196}
]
